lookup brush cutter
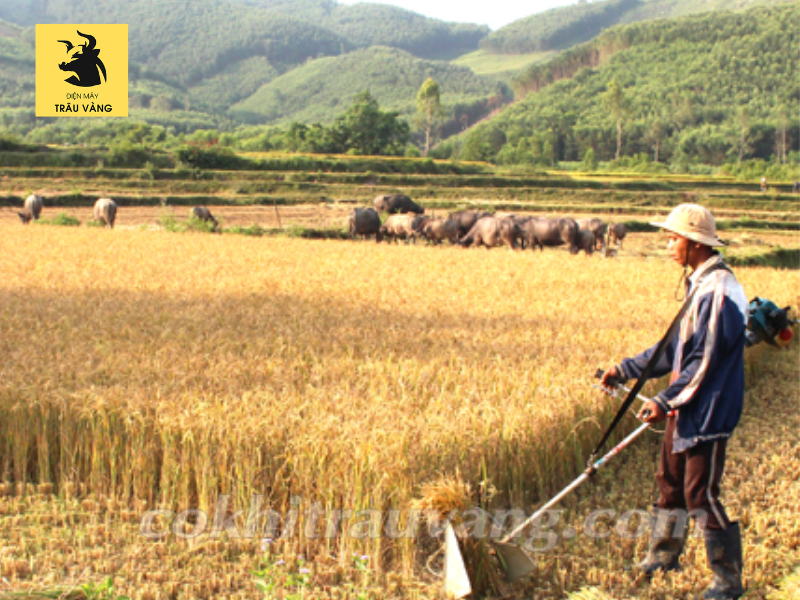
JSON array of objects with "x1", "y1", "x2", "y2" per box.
[
  {"x1": 443, "y1": 372, "x2": 668, "y2": 599},
  {"x1": 445, "y1": 264, "x2": 752, "y2": 597}
]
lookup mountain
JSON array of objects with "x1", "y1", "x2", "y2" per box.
[
  {"x1": 480, "y1": 0, "x2": 791, "y2": 56},
  {"x1": 318, "y1": 3, "x2": 488, "y2": 60},
  {"x1": 2, "y1": 0, "x2": 352, "y2": 87},
  {"x1": 440, "y1": 4, "x2": 798, "y2": 166},
  {"x1": 229, "y1": 46, "x2": 498, "y2": 124},
  {"x1": 0, "y1": 0, "x2": 492, "y2": 124}
]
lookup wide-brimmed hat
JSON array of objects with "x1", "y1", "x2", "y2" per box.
[{"x1": 650, "y1": 203, "x2": 726, "y2": 247}]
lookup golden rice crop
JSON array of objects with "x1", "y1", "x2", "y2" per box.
[{"x1": 0, "y1": 223, "x2": 797, "y2": 598}]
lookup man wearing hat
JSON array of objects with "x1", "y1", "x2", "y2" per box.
[{"x1": 601, "y1": 204, "x2": 748, "y2": 599}]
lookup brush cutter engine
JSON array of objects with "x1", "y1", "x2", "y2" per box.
[{"x1": 745, "y1": 297, "x2": 796, "y2": 348}]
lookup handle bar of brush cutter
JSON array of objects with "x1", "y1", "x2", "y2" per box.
[
  {"x1": 499, "y1": 375, "x2": 672, "y2": 544},
  {"x1": 592, "y1": 368, "x2": 657, "y2": 419}
]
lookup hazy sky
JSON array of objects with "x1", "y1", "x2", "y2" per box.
[{"x1": 337, "y1": 0, "x2": 579, "y2": 30}]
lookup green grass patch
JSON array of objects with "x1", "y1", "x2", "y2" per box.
[
  {"x1": 186, "y1": 214, "x2": 219, "y2": 233},
  {"x1": 452, "y1": 49, "x2": 555, "y2": 75},
  {"x1": 225, "y1": 224, "x2": 270, "y2": 237},
  {"x1": 718, "y1": 219, "x2": 800, "y2": 232},
  {"x1": 284, "y1": 224, "x2": 349, "y2": 240},
  {"x1": 725, "y1": 247, "x2": 800, "y2": 269},
  {"x1": 158, "y1": 213, "x2": 186, "y2": 233},
  {"x1": 36, "y1": 212, "x2": 81, "y2": 227}
]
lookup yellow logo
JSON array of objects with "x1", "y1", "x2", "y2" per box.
[{"x1": 36, "y1": 24, "x2": 128, "y2": 117}]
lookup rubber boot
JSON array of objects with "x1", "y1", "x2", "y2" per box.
[
  {"x1": 702, "y1": 522, "x2": 745, "y2": 599},
  {"x1": 637, "y1": 506, "x2": 689, "y2": 576}
]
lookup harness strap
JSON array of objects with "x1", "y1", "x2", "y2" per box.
[{"x1": 589, "y1": 261, "x2": 731, "y2": 462}]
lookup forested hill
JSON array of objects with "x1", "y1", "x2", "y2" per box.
[
  {"x1": 480, "y1": 0, "x2": 791, "y2": 55},
  {"x1": 0, "y1": 0, "x2": 352, "y2": 86},
  {"x1": 229, "y1": 46, "x2": 498, "y2": 124},
  {"x1": 317, "y1": 4, "x2": 488, "y2": 60},
  {"x1": 437, "y1": 4, "x2": 798, "y2": 167},
  {"x1": 234, "y1": 0, "x2": 489, "y2": 59},
  {"x1": 1, "y1": 0, "x2": 488, "y2": 65}
]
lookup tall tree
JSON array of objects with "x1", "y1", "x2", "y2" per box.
[
  {"x1": 416, "y1": 78, "x2": 445, "y2": 156},
  {"x1": 734, "y1": 107, "x2": 752, "y2": 164},
  {"x1": 644, "y1": 112, "x2": 666, "y2": 163},
  {"x1": 775, "y1": 102, "x2": 789, "y2": 164},
  {"x1": 603, "y1": 79, "x2": 629, "y2": 161}
]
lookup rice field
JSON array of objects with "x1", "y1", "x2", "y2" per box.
[{"x1": 0, "y1": 220, "x2": 797, "y2": 599}]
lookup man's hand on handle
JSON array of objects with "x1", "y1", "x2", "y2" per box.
[
  {"x1": 637, "y1": 400, "x2": 666, "y2": 423},
  {"x1": 599, "y1": 366, "x2": 621, "y2": 390},
  {"x1": 599, "y1": 366, "x2": 667, "y2": 423}
]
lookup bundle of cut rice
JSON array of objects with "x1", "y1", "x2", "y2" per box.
[{"x1": 414, "y1": 472, "x2": 507, "y2": 598}]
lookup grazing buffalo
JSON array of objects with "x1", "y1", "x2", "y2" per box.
[
  {"x1": 576, "y1": 217, "x2": 607, "y2": 251},
  {"x1": 607, "y1": 222, "x2": 627, "y2": 249},
  {"x1": 347, "y1": 207, "x2": 383, "y2": 242},
  {"x1": 93, "y1": 198, "x2": 117, "y2": 229},
  {"x1": 577, "y1": 229, "x2": 596, "y2": 255},
  {"x1": 18, "y1": 194, "x2": 43, "y2": 224},
  {"x1": 373, "y1": 194, "x2": 424, "y2": 215},
  {"x1": 522, "y1": 217, "x2": 580, "y2": 254},
  {"x1": 459, "y1": 217, "x2": 522, "y2": 250},
  {"x1": 418, "y1": 218, "x2": 458, "y2": 245},
  {"x1": 380, "y1": 214, "x2": 428, "y2": 243},
  {"x1": 448, "y1": 210, "x2": 494, "y2": 238},
  {"x1": 191, "y1": 206, "x2": 220, "y2": 232}
]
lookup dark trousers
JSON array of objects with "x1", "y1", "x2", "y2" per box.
[{"x1": 656, "y1": 416, "x2": 731, "y2": 530}]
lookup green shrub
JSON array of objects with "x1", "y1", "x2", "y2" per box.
[
  {"x1": 174, "y1": 145, "x2": 249, "y2": 170},
  {"x1": 159, "y1": 212, "x2": 186, "y2": 233},
  {"x1": 106, "y1": 142, "x2": 151, "y2": 168},
  {"x1": 186, "y1": 214, "x2": 218, "y2": 233}
]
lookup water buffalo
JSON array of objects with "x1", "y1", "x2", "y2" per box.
[
  {"x1": 448, "y1": 210, "x2": 493, "y2": 238},
  {"x1": 93, "y1": 198, "x2": 117, "y2": 229},
  {"x1": 347, "y1": 207, "x2": 382, "y2": 242},
  {"x1": 191, "y1": 206, "x2": 220, "y2": 232},
  {"x1": 577, "y1": 229, "x2": 595, "y2": 255},
  {"x1": 380, "y1": 214, "x2": 429, "y2": 243},
  {"x1": 418, "y1": 218, "x2": 458, "y2": 245},
  {"x1": 576, "y1": 217, "x2": 607, "y2": 251},
  {"x1": 607, "y1": 222, "x2": 627, "y2": 249},
  {"x1": 459, "y1": 217, "x2": 522, "y2": 250},
  {"x1": 522, "y1": 217, "x2": 580, "y2": 254},
  {"x1": 373, "y1": 194, "x2": 424, "y2": 215},
  {"x1": 18, "y1": 194, "x2": 43, "y2": 224}
]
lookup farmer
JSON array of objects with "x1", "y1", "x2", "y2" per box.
[
  {"x1": 761, "y1": 176, "x2": 767, "y2": 192},
  {"x1": 601, "y1": 203, "x2": 747, "y2": 600}
]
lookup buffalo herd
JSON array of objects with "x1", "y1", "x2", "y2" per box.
[
  {"x1": 348, "y1": 194, "x2": 627, "y2": 255},
  {"x1": 15, "y1": 191, "x2": 628, "y2": 254}
]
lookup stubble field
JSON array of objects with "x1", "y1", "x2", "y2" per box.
[{"x1": 0, "y1": 221, "x2": 797, "y2": 599}]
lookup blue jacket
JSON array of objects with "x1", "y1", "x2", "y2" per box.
[{"x1": 619, "y1": 255, "x2": 748, "y2": 453}]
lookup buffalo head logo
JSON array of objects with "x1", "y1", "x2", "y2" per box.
[{"x1": 57, "y1": 30, "x2": 107, "y2": 87}]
